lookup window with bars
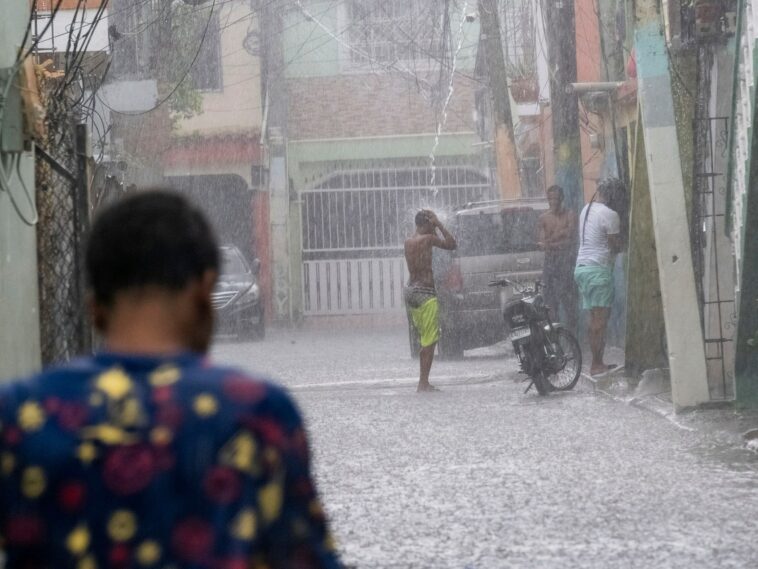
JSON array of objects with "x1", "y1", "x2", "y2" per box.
[
  {"x1": 347, "y1": 0, "x2": 443, "y2": 65},
  {"x1": 109, "y1": 1, "x2": 151, "y2": 78}
]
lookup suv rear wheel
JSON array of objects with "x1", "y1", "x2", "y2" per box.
[{"x1": 438, "y1": 327, "x2": 464, "y2": 360}]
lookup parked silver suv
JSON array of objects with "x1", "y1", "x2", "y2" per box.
[{"x1": 408, "y1": 199, "x2": 548, "y2": 358}]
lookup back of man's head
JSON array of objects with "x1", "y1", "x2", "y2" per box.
[
  {"x1": 86, "y1": 189, "x2": 219, "y2": 307},
  {"x1": 597, "y1": 178, "x2": 625, "y2": 207}
]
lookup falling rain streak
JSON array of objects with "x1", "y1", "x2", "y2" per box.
[{"x1": 429, "y1": 0, "x2": 471, "y2": 196}]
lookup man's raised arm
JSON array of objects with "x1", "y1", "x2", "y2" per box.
[{"x1": 427, "y1": 211, "x2": 457, "y2": 250}]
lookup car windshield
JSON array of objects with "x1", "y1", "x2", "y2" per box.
[
  {"x1": 457, "y1": 208, "x2": 542, "y2": 256},
  {"x1": 221, "y1": 248, "x2": 249, "y2": 275}
]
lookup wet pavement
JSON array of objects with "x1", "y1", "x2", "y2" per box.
[{"x1": 212, "y1": 326, "x2": 758, "y2": 569}]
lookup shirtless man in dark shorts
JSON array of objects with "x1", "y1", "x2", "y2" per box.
[
  {"x1": 404, "y1": 209, "x2": 457, "y2": 392},
  {"x1": 538, "y1": 185, "x2": 578, "y2": 332}
]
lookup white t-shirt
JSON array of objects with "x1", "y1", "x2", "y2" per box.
[{"x1": 576, "y1": 202, "x2": 620, "y2": 267}]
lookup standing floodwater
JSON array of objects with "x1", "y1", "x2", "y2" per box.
[{"x1": 215, "y1": 328, "x2": 758, "y2": 568}]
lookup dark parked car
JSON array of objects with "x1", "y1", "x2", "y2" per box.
[
  {"x1": 408, "y1": 199, "x2": 548, "y2": 358},
  {"x1": 212, "y1": 245, "x2": 265, "y2": 340}
]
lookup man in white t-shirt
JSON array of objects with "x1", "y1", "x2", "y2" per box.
[{"x1": 574, "y1": 178, "x2": 624, "y2": 376}]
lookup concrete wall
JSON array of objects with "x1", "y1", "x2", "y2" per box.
[
  {"x1": 0, "y1": 0, "x2": 42, "y2": 379},
  {"x1": 287, "y1": 73, "x2": 478, "y2": 140},
  {"x1": 730, "y1": 0, "x2": 758, "y2": 405},
  {"x1": 731, "y1": 1, "x2": 758, "y2": 301}
]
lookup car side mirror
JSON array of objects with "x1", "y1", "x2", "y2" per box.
[{"x1": 251, "y1": 258, "x2": 261, "y2": 276}]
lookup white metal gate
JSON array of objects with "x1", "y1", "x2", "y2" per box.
[
  {"x1": 301, "y1": 160, "x2": 493, "y2": 315},
  {"x1": 303, "y1": 257, "x2": 408, "y2": 314}
]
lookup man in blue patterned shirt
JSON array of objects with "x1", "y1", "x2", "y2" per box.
[{"x1": 0, "y1": 190, "x2": 342, "y2": 568}]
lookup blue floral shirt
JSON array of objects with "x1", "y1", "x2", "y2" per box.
[{"x1": 0, "y1": 352, "x2": 342, "y2": 569}]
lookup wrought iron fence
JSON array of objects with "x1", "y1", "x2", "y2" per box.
[{"x1": 35, "y1": 99, "x2": 91, "y2": 365}]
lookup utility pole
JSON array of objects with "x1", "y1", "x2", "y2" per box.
[
  {"x1": 259, "y1": 0, "x2": 293, "y2": 322},
  {"x1": 634, "y1": 0, "x2": 709, "y2": 410},
  {"x1": 545, "y1": 0, "x2": 583, "y2": 212},
  {"x1": 478, "y1": 0, "x2": 522, "y2": 199}
]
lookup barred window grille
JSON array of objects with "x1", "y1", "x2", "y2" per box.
[{"x1": 347, "y1": 0, "x2": 443, "y2": 65}]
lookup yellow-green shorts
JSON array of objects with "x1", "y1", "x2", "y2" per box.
[{"x1": 409, "y1": 297, "x2": 441, "y2": 347}]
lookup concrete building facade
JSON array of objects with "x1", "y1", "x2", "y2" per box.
[
  {"x1": 276, "y1": 0, "x2": 490, "y2": 320},
  {"x1": 0, "y1": 1, "x2": 42, "y2": 379}
]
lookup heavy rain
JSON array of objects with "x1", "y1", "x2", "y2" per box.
[{"x1": 1, "y1": 0, "x2": 758, "y2": 567}]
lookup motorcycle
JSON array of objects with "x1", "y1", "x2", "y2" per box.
[{"x1": 488, "y1": 278, "x2": 582, "y2": 396}]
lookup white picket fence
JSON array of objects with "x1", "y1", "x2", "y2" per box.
[{"x1": 303, "y1": 257, "x2": 408, "y2": 315}]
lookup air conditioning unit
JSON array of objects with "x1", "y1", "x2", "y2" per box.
[
  {"x1": 589, "y1": 133, "x2": 604, "y2": 151},
  {"x1": 694, "y1": 0, "x2": 723, "y2": 38},
  {"x1": 581, "y1": 92, "x2": 610, "y2": 114},
  {"x1": 724, "y1": 11, "x2": 738, "y2": 35}
]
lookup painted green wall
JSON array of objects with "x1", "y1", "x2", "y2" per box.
[
  {"x1": 283, "y1": 2, "x2": 479, "y2": 78},
  {"x1": 288, "y1": 132, "x2": 480, "y2": 180},
  {"x1": 0, "y1": 1, "x2": 41, "y2": 379}
]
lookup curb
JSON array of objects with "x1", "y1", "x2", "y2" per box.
[{"x1": 584, "y1": 371, "x2": 758, "y2": 449}]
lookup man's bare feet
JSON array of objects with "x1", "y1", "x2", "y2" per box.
[{"x1": 417, "y1": 383, "x2": 440, "y2": 393}]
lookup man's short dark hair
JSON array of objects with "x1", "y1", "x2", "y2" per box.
[
  {"x1": 415, "y1": 211, "x2": 430, "y2": 227},
  {"x1": 547, "y1": 185, "x2": 564, "y2": 198},
  {"x1": 86, "y1": 189, "x2": 219, "y2": 305}
]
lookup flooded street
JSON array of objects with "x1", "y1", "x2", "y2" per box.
[
  {"x1": 6, "y1": 0, "x2": 758, "y2": 567},
  {"x1": 214, "y1": 327, "x2": 758, "y2": 568}
]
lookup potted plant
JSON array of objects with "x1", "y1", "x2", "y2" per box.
[{"x1": 507, "y1": 59, "x2": 538, "y2": 103}]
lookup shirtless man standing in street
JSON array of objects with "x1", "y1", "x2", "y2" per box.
[
  {"x1": 538, "y1": 185, "x2": 578, "y2": 332},
  {"x1": 404, "y1": 209, "x2": 457, "y2": 392}
]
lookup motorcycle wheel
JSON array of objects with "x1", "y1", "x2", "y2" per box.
[{"x1": 543, "y1": 328, "x2": 582, "y2": 391}]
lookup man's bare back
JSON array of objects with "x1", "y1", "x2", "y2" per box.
[{"x1": 404, "y1": 210, "x2": 456, "y2": 288}]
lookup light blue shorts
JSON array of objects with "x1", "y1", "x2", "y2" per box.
[{"x1": 574, "y1": 265, "x2": 614, "y2": 310}]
